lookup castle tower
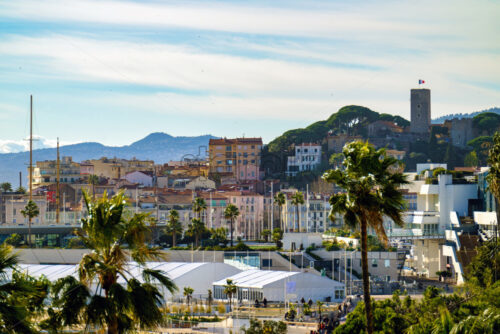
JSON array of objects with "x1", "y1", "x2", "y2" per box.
[{"x1": 410, "y1": 88, "x2": 431, "y2": 134}]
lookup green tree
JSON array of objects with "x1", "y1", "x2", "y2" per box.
[
  {"x1": 166, "y1": 209, "x2": 183, "y2": 247},
  {"x1": 468, "y1": 136, "x2": 493, "y2": 165},
  {"x1": 274, "y1": 192, "x2": 286, "y2": 231},
  {"x1": 45, "y1": 191, "x2": 177, "y2": 334},
  {"x1": 329, "y1": 153, "x2": 344, "y2": 168},
  {"x1": 242, "y1": 318, "x2": 287, "y2": 334},
  {"x1": 184, "y1": 287, "x2": 194, "y2": 306},
  {"x1": 473, "y1": 112, "x2": 500, "y2": 136},
  {"x1": 224, "y1": 204, "x2": 240, "y2": 247},
  {"x1": 316, "y1": 300, "x2": 324, "y2": 319},
  {"x1": 261, "y1": 229, "x2": 271, "y2": 242},
  {"x1": 15, "y1": 186, "x2": 26, "y2": 194},
  {"x1": 0, "y1": 244, "x2": 39, "y2": 333},
  {"x1": 192, "y1": 197, "x2": 207, "y2": 222},
  {"x1": 3, "y1": 233, "x2": 23, "y2": 247},
  {"x1": 223, "y1": 279, "x2": 237, "y2": 312},
  {"x1": 0, "y1": 182, "x2": 12, "y2": 192},
  {"x1": 323, "y1": 141, "x2": 408, "y2": 334},
  {"x1": 487, "y1": 132, "x2": 500, "y2": 239},
  {"x1": 207, "y1": 289, "x2": 213, "y2": 308},
  {"x1": 291, "y1": 191, "x2": 305, "y2": 232},
  {"x1": 272, "y1": 228, "x2": 283, "y2": 248},
  {"x1": 187, "y1": 218, "x2": 206, "y2": 248},
  {"x1": 464, "y1": 151, "x2": 479, "y2": 167},
  {"x1": 21, "y1": 200, "x2": 39, "y2": 248},
  {"x1": 210, "y1": 227, "x2": 228, "y2": 247}
]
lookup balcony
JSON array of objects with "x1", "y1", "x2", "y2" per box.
[{"x1": 405, "y1": 211, "x2": 439, "y2": 224}]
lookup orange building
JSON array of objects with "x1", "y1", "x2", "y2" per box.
[{"x1": 208, "y1": 138, "x2": 263, "y2": 182}]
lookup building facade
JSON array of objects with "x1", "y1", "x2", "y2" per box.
[
  {"x1": 208, "y1": 138, "x2": 263, "y2": 182},
  {"x1": 286, "y1": 143, "x2": 322, "y2": 177}
]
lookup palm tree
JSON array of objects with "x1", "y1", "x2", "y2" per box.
[
  {"x1": 323, "y1": 141, "x2": 408, "y2": 334},
  {"x1": 192, "y1": 197, "x2": 207, "y2": 222},
  {"x1": 21, "y1": 200, "x2": 39, "y2": 248},
  {"x1": 291, "y1": 191, "x2": 304, "y2": 232},
  {"x1": 187, "y1": 218, "x2": 206, "y2": 248},
  {"x1": 184, "y1": 287, "x2": 194, "y2": 306},
  {"x1": 45, "y1": 191, "x2": 177, "y2": 334},
  {"x1": 0, "y1": 244, "x2": 39, "y2": 333},
  {"x1": 15, "y1": 186, "x2": 26, "y2": 194},
  {"x1": 87, "y1": 174, "x2": 99, "y2": 200},
  {"x1": 224, "y1": 204, "x2": 240, "y2": 247},
  {"x1": 0, "y1": 182, "x2": 12, "y2": 192},
  {"x1": 274, "y1": 192, "x2": 286, "y2": 231},
  {"x1": 207, "y1": 289, "x2": 213, "y2": 308},
  {"x1": 316, "y1": 300, "x2": 324, "y2": 319},
  {"x1": 166, "y1": 209, "x2": 183, "y2": 247},
  {"x1": 223, "y1": 279, "x2": 237, "y2": 312}
]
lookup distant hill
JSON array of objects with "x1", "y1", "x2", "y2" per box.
[
  {"x1": 0, "y1": 132, "x2": 215, "y2": 187},
  {"x1": 432, "y1": 107, "x2": 500, "y2": 124}
]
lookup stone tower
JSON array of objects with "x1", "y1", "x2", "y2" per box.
[{"x1": 410, "y1": 88, "x2": 431, "y2": 134}]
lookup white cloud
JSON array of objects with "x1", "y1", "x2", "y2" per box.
[{"x1": 0, "y1": 137, "x2": 75, "y2": 154}]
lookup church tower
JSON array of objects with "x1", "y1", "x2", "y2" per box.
[{"x1": 410, "y1": 88, "x2": 431, "y2": 134}]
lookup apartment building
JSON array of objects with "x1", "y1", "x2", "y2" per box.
[
  {"x1": 280, "y1": 191, "x2": 332, "y2": 232},
  {"x1": 286, "y1": 143, "x2": 322, "y2": 177},
  {"x1": 85, "y1": 157, "x2": 155, "y2": 179},
  {"x1": 208, "y1": 138, "x2": 262, "y2": 182},
  {"x1": 225, "y1": 191, "x2": 264, "y2": 240},
  {"x1": 32, "y1": 156, "x2": 82, "y2": 188}
]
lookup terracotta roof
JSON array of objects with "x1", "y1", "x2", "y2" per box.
[{"x1": 209, "y1": 137, "x2": 263, "y2": 145}]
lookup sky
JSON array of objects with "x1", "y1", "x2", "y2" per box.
[{"x1": 0, "y1": 0, "x2": 499, "y2": 152}]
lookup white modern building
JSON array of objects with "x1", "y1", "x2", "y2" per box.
[
  {"x1": 389, "y1": 173, "x2": 479, "y2": 283},
  {"x1": 213, "y1": 269, "x2": 344, "y2": 302},
  {"x1": 286, "y1": 143, "x2": 322, "y2": 177}
]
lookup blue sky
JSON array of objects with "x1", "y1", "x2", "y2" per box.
[{"x1": 0, "y1": 0, "x2": 499, "y2": 151}]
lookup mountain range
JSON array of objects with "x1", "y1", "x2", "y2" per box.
[
  {"x1": 431, "y1": 107, "x2": 500, "y2": 124},
  {"x1": 0, "y1": 133, "x2": 215, "y2": 187}
]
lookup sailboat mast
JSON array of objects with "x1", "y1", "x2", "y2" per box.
[
  {"x1": 29, "y1": 95, "x2": 33, "y2": 201},
  {"x1": 56, "y1": 138, "x2": 60, "y2": 224}
]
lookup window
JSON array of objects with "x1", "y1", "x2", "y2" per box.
[
  {"x1": 385, "y1": 259, "x2": 390, "y2": 267},
  {"x1": 372, "y1": 259, "x2": 378, "y2": 267},
  {"x1": 251, "y1": 145, "x2": 255, "y2": 149},
  {"x1": 226, "y1": 145, "x2": 232, "y2": 151}
]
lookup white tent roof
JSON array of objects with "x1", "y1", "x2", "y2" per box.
[
  {"x1": 213, "y1": 270, "x2": 300, "y2": 288},
  {"x1": 16, "y1": 264, "x2": 78, "y2": 281}
]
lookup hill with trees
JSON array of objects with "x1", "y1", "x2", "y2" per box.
[{"x1": 267, "y1": 105, "x2": 409, "y2": 154}]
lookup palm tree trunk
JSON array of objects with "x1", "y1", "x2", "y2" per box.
[
  {"x1": 295, "y1": 205, "x2": 299, "y2": 232},
  {"x1": 230, "y1": 218, "x2": 234, "y2": 247},
  {"x1": 28, "y1": 217, "x2": 32, "y2": 248},
  {"x1": 107, "y1": 318, "x2": 119, "y2": 334},
  {"x1": 360, "y1": 218, "x2": 373, "y2": 334},
  {"x1": 173, "y1": 232, "x2": 177, "y2": 247}
]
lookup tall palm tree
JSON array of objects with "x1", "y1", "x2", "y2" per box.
[
  {"x1": 187, "y1": 218, "x2": 206, "y2": 248},
  {"x1": 0, "y1": 244, "x2": 39, "y2": 333},
  {"x1": 192, "y1": 197, "x2": 207, "y2": 222},
  {"x1": 88, "y1": 174, "x2": 99, "y2": 200},
  {"x1": 323, "y1": 141, "x2": 408, "y2": 334},
  {"x1": 224, "y1": 204, "x2": 240, "y2": 247},
  {"x1": 166, "y1": 209, "x2": 183, "y2": 247},
  {"x1": 291, "y1": 191, "x2": 304, "y2": 232},
  {"x1": 274, "y1": 192, "x2": 286, "y2": 231},
  {"x1": 223, "y1": 279, "x2": 237, "y2": 312},
  {"x1": 183, "y1": 287, "x2": 194, "y2": 306},
  {"x1": 21, "y1": 200, "x2": 39, "y2": 248},
  {"x1": 46, "y1": 190, "x2": 177, "y2": 334}
]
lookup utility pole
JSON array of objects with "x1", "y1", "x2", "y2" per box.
[
  {"x1": 28, "y1": 95, "x2": 33, "y2": 247},
  {"x1": 56, "y1": 138, "x2": 60, "y2": 224},
  {"x1": 306, "y1": 184, "x2": 309, "y2": 233},
  {"x1": 270, "y1": 180, "x2": 274, "y2": 230},
  {"x1": 19, "y1": 172, "x2": 22, "y2": 189}
]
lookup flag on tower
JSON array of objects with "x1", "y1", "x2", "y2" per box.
[{"x1": 418, "y1": 79, "x2": 425, "y2": 85}]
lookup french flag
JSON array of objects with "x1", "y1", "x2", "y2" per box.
[{"x1": 419, "y1": 79, "x2": 425, "y2": 84}]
